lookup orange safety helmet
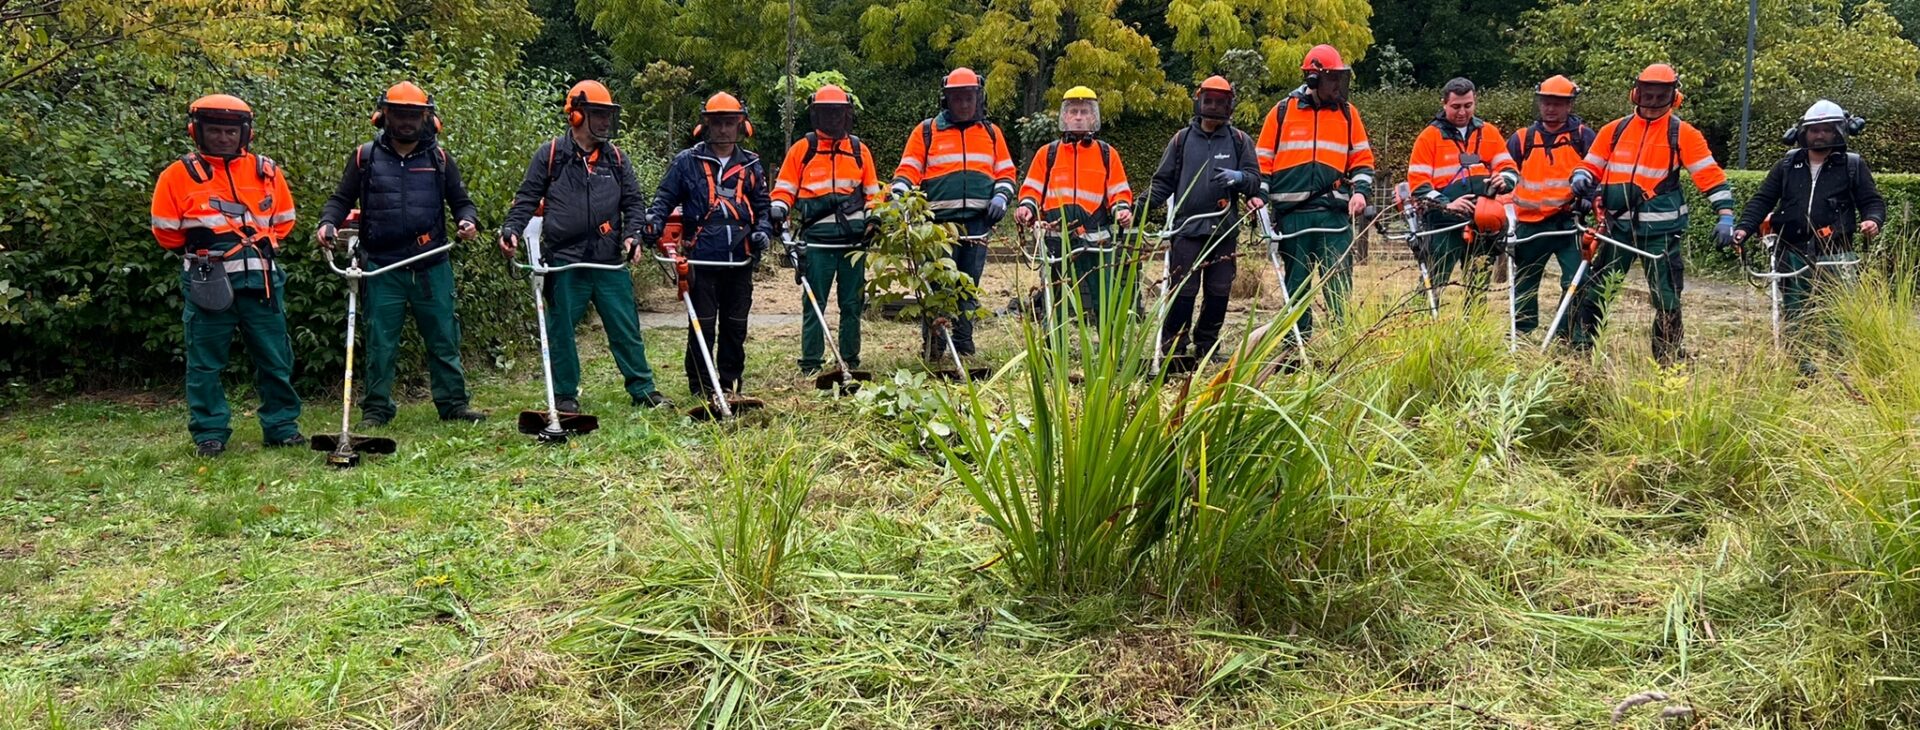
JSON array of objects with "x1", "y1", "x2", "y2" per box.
[
  {"x1": 1535, "y1": 75, "x2": 1579, "y2": 99},
  {"x1": 1629, "y1": 64, "x2": 1683, "y2": 110},
  {"x1": 692, "y1": 91, "x2": 753, "y2": 139},
  {"x1": 809, "y1": 84, "x2": 854, "y2": 137},
  {"x1": 943, "y1": 67, "x2": 983, "y2": 89},
  {"x1": 1301, "y1": 45, "x2": 1348, "y2": 72},
  {"x1": 1195, "y1": 75, "x2": 1235, "y2": 121},
  {"x1": 188, "y1": 93, "x2": 255, "y2": 155},
  {"x1": 372, "y1": 81, "x2": 441, "y2": 134},
  {"x1": 566, "y1": 81, "x2": 620, "y2": 124}
]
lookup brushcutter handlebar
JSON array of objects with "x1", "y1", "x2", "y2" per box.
[{"x1": 324, "y1": 234, "x2": 456, "y2": 280}]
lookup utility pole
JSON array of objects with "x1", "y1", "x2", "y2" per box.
[
  {"x1": 1737, "y1": 0, "x2": 1758, "y2": 168},
  {"x1": 784, "y1": 0, "x2": 799, "y2": 146}
]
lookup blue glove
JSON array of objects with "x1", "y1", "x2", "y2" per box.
[
  {"x1": 1714, "y1": 213, "x2": 1736, "y2": 252},
  {"x1": 985, "y1": 194, "x2": 1009, "y2": 226},
  {"x1": 1210, "y1": 167, "x2": 1247, "y2": 190},
  {"x1": 1569, "y1": 173, "x2": 1596, "y2": 202}
]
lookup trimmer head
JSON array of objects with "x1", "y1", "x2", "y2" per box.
[
  {"x1": 685, "y1": 395, "x2": 767, "y2": 422},
  {"x1": 517, "y1": 410, "x2": 599, "y2": 437}
]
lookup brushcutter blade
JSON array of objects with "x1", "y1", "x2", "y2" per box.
[
  {"x1": 309, "y1": 433, "x2": 398, "y2": 456},
  {"x1": 813, "y1": 368, "x2": 874, "y2": 393},
  {"x1": 929, "y1": 367, "x2": 992, "y2": 382}
]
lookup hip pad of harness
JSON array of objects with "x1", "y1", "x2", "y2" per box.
[{"x1": 187, "y1": 253, "x2": 235, "y2": 313}]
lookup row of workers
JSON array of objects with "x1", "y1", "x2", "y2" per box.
[{"x1": 151, "y1": 45, "x2": 1884, "y2": 454}]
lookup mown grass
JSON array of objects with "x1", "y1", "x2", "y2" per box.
[{"x1": 4, "y1": 258, "x2": 1920, "y2": 728}]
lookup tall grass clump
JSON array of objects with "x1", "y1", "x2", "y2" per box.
[
  {"x1": 1584, "y1": 353, "x2": 1798, "y2": 509},
  {"x1": 935, "y1": 238, "x2": 1371, "y2": 616}
]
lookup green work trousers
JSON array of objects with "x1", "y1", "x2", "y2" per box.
[
  {"x1": 1510, "y1": 218, "x2": 1582, "y2": 334},
  {"x1": 183, "y1": 281, "x2": 302, "y2": 445},
  {"x1": 799, "y1": 246, "x2": 866, "y2": 371},
  {"x1": 359, "y1": 260, "x2": 470, "y2": 422},
  {"x1": 1274, "y1": 210, "x2": 1354, "y2": 341},
  {"x1": 544, "y1": 267, "x2": 660, "y2": 402}
]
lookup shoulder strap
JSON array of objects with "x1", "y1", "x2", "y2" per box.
[
  {"x1": 801, "y1": 132, "x2": 819, "y2": 168},
  {"x1": 920, "y1": 120, "x2": 934, "y2": 156},
  {"x1": 546, "y1": 136, "x2": 563, "y2": 182},
  {"x1": 1172, "y1": 127, "x2": 1189, "y2": 165},
  {"x1": 253, "y1": 154, "x2": 278, "y2": 184},
  {"x1": 849, "y1": 135, "x2": 864, "y2": 171},
  {"x1": 181, "y1": 153, "x2": 214, "y2": 184},
  {"x1": 1040, "y1": 141, "x2": 1059, "y2": 206}
]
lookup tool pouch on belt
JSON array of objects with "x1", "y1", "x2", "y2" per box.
[{"x1": 186, "y1": 252, "x2": 234, "y2": 313}]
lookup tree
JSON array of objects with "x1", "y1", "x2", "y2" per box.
[
  {"x1": 1359, "y1": 0, "x2": 1535, "y2": 87},
  {"x1": 949, "y1": 0, "x2": 1187, "y2": 121},
  {"x1": 1514, "y1": 0, "x2": 1920, "y2": 141},
  {"x1": 1164, "y1": 0, "x2": 1372, "y2": 89},
  {"x1": 632, "y1": 60, "x2": 696, "y2": 154},
  {"x1": 579, "y1": 0, "x2": 803, "y2": 113}
]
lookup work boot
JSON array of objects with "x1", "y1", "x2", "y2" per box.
[
  {"x1": 441, "y1": 406, "x2": 488, "y2": 423},
  {"x1": 195, "y1": 440, "x2": 225, "y2": 458},
  {"x1": 634, "y1": 392, "x2": 674, "y2": 409},
  {"x1": 799, "y1": 364, "x2": 822, "y2": 376},
  {"x1": 264, "y1": 433, "x2": 307, "y2": 449},
  {"x1": 556, "y1": 397, "x2": 582, "y2": 414},
  {"x1": 357, "y1": 415, "x2": 390, "y2": 430}
]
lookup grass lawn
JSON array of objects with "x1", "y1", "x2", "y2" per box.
[{"x1": 4, "y1": 257, "x2": 1919, "y2": 729}]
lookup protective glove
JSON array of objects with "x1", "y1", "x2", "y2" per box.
[
  {"x1": 769, "y1": 206, "x2": 788, "y2": 232},
  {"x1": 1489, "y1": 173, "x2": 1515, "y2": 196},
  {"x1": 1714, "y1": 213, "x2": 1737, "y2": 253},
  {"x1": 985, "y1": 194, "x2": 1009, "y2": 226},
  {"x1": 750, "y1": 231, "x2": 770, "y2": 266},
  {"x1": 639, "y1": 215, "x2": 663, "y2": 244},
  {"x1": 1569, "y1": 172, "x2": 1597, "y2": 202},
  {"x1": 497, "y1": 229, "x2": 520, "y2": 258},
  {"x1": 316, "y1": 223, "x2": 339, "y2": 250},
  {"x1": 1210, "y1": 168, "x2": 1247, "y2": 190}
]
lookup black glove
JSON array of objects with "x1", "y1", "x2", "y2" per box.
[
  {"x1": 770, "y1": 207, "x2": 788, "y2": 232},
  {"x1": 639, "y1": 215, "x2": 663, "y2": 243},
  {"x1": 863, "y1": 218, "x2": 880, "y2": 244}
]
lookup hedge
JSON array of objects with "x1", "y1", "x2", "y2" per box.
[{"x1": 0, "y1": 39, "x2": 667, "y2": 387}]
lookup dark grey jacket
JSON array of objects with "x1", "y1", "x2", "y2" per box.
[
  {"x1": 1147, "y1": 119, "x2": 1262, "y2": 240},
  {"x1": 1737, "y1": 148, "x2": 1886, "y2": 254},
  {"x1": 502, "y1": 135, "x2": 649, "y2": 265}
]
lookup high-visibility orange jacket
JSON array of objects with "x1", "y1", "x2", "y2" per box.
[
  {"x1": 1016, "y1": 138, "x2": 1133, "y2": 237},
  {"x1": 772, "y1": 133, "x2": 881, "y2": 245},
  {"x1": 1407, "y1": 116, "x2": 1518, "y2": 212},
  {"x1": 1574, "y1": 112, "x2": 1734, "y2": 235},
  {"x1": 1505, "y1": 117, "x2": 1597, "y2": 223},
  {"x1": 1255, "y1": 91, "x2": 1375, "y2": 213},
  {"x1": 151, "y1": 151, "x2": 296, "y2": 293},
  {"x1": 890, "y1": 112, "x2": 1017, "y2": 223}
]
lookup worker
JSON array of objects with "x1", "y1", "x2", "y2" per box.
[
  {"x1": 1014, "y1": 86, "x2": 1135, "y2": 324},
  {"x1": 1255, "y1": 44, "x2": 1376, "y2": 343},
  {"x1": 1148, "y1": 75, "x2": 1263, "y2": 362},
  {"x1": 150, "y1": 93, "x2": 303, "y2": 457},
  {"x1": 1406, "y1": 77, "x2": 1519, "y2": 306},
  {"x1": 1734, "y1": 99, "x2": 1885, "y2": 373},
  {"x1": 1505, "y1": 75, "x2": 1595, "y2": 335},
  {"x1": 891, "y1": 68, "x2": 1017, "y2": 361},
  {"x1": 499, "y1": 80, "x2": 672, "y2": 413},
  {"x1": 317, "y1": 81, "x2": 487, "y2": 427},
  {"x1": 771, "y1": 84, "x2": 881, "y2": 375},
  {"x1": 1568, "y1": 63, "x2": 1737, "y2": 364},
  {"x1": 645, "y1": 92, "x2": 773, "y2": 399}
]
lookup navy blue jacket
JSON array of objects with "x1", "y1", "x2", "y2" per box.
[
  {"x1": 647, "y1": 142, "x2": 773, "y2": 263},
  {"x1": 320, "y1": 134, "x2": 478, "y2": 269}
]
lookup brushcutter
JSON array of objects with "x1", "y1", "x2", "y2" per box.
[
  {"x1": 1740, "y1": 217, "x2": 1861, "y2": 350},
  {"x1": 311, "y1": 212, "x2": 454, "y2": 466},
  {"x1": 1149, "y1": 200, "x2": 1233, "y2": 376},
  {"x1": 510, "y1": 216, "x2": 618, "y2": 443},
  {"x1": 1538, "y1": 205, "x2": 1673, "y2": 351},
  {"x1": 926, "y1": 232, "x2": 993, "y2": 382},
  {"x1": 783, "y1": 233, "x2": 872, "y2": 393},
  {"x1": 650, "y1": 216, "x2": 765, "y2": 421}
]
